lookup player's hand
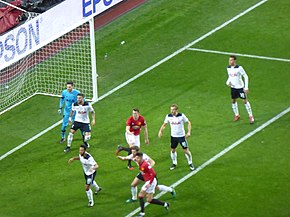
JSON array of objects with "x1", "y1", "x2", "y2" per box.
[
  {"x1": 227, "y1": 82, "x2": 232, "y2": 87},
  {"x1": 68, "y1": 117, "x2": 72, "y2": 123},
  {"x1": 186, "y1": 132, "x2": 191, "y2": 138},
  {"x1": 117, "y1": 156, "x2": 124, "y2": 160},
  {"x1": 145, "y1": 183, "x2": 151, "y2": 189},
  {"x1": 158, "y1": 131, "x2": 162, "y2": 138},
  {"x1": 68, "y1": 158, "x2": 74, "y2": 164},
  {"x1": 145, "y1": 138, "x2": 149, "y2": 144},
  {"x1": 244, "y1": 89, "x2": 249, "y2": 94},
  {"x1": 91, "y1": 120, "x2": 95, "y2": 126},
  {"x1": 58, "y1": 109, "x2": 62, "y2": 115}
]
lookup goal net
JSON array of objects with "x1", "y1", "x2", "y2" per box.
[{"x1": 0, "y1": 21, "x2": 97, "y2": 115}]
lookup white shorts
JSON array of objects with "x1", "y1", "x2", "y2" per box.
[
  {"x1": 141, "y1": 178, "x2": 157, "y2": 194},
  {"x1": 125, "y1": 132, "x2": 140, "y2": 147}
]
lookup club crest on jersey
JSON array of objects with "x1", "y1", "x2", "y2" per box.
[{"x1": 141, "y1": 167, "x2": 144, "y2": 171}]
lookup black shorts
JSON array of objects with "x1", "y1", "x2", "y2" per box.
[
  {"x1": 231, "y1": 88, "x2": 246, "y2": 99},
  {"x1": 71, "y1": 121, "x2": 91, "y2": 132},
  {"x1": 136, "y1": 172, "x2": 145, "y2": 181},
  {"x1": 84, "y1": 171, "x2": 96, "y2": 185},
  {"x1": 171, "y1": 136, "x2": 189, "y2": 149}
]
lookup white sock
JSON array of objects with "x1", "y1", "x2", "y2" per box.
[
  {"x1": 244, "y1": 101, "x2": 253, "y2": 116},
  {"x1": 131, "y1": 186, "x2": 137, "y2": 200},
  {"x1": 92, "y1": 181, "x2": 100, "y2": 191},
  {"x1": 185, "y1": 151, "x2": 193, "y2": 165},
  {"x1": 67, "y1": 132, "x2": 74, "y2": 147},
  {"x1": 171, "y1": 151, "x2": 177, "y2": 165},
  {"x1": 86, "y1": 189, "x2": 93, "y2": 202},
  {"x1": 232, "y1": 102, "x2": 239, "y2": 116},
  {"x1": 158, "y1": 185, "x2": 173, "y2": 192}
]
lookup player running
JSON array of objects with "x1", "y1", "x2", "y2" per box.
[
  {"x1": 226, "y1": 55, "x2": 254, "y2": 124},
  {"x1": 158, "y1": 104, "x2": 195, "y2": 171},
  {"x1": 116, "y1": 108, "x2": 149, "y2": 170},
  {"x1": 64, "y1": 93, "x2": 95, "y2": 153},
  {"x1": 68, "y1": 144, "x2": 102, "y2": 207},
  {"x1": 134, "y1": 152, "x2": 170, "y2": 217},
  {"x1": 117, "y1": 146, "x2": 176, "y2": 203},
  {"x1": 58, "y1": 81, "x2": 80, "y2": 143}
]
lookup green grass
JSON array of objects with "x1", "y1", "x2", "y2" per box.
[{"x1": 0, "y1": 0, "x2": 289, "y2": 216}]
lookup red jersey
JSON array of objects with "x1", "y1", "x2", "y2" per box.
[
  {"x1": 126, "y1": 115, "x2": 146, "y2": 136},
  {"x1": 138, "y1": 160, "x2": 156, "y2": 184}
]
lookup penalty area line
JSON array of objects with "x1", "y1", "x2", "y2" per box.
[
  {"x1": 186, "y1": 48, "x2": 290, "y2": 62},
  {"x1": 125, "y1": 106, "x2": 290, "y2": 217}
]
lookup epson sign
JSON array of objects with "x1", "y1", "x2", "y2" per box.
[
  {"x1": 0, "y1": 19, "x2": 40, "y2": 63},
  {"x1": 82, "y1": 0, "x2": 123, "y2": 17}
]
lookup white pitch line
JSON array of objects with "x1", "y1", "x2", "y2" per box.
[
  {"x1": 0, "y1": 0, "x2": 268, "y2": 161},
  {"x1": 187, "y1": 48, "x2": 290, "y2": 62},
  {"x1": 125, "y1": 106, "x2": 290, "y2": 217}
]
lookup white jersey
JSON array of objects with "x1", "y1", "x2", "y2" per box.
[
  {"x1": 164, "y1": 113, "x2": 189, "y2": 137},
  {"x1": 79, "y1": 152, "x2": 97, "y2": 176},
  {"x1": 226, "y1": 65, "x2": 249, "y2": 89},
  {"x1": 126, "y1": 153, "x2": 151, "y2": 166},
  {"x1": 72, "y1": 101, "x2": 94, "y2": 123}
]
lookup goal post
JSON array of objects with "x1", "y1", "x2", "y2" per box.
[{"x1": 0, "y1": 18, "x2": 97, "y2": 115}]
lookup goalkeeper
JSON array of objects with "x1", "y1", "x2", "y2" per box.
[{"x1": 58, "y1": 81, "x2": 81, "y2": 143}]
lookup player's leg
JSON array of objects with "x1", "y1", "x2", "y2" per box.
[
  {"x1": 84, "y1": 173, "x2": 94, "y2": 207},
  {"x1": 231, "y1": 88, "x2": 240, "y2": 121},
  {"x1": 64, "y1": 127, "x2": 76, "y2": 153},
  {"x1": 126, "y1": 175, "x2": 142, "y2": 203},
  {"x1": 60, "y1": 114, "x2": 69, "y2": 143},
  {"x1": 180, "y1": 137, "x2": 195, "y2": 171},
  {"x1": 156, "y1": 184, "x2": 176, "y2": 197},
  {"x1": 243, "y1": 98, "x2": 254, "y2": 124},
  {"x1": 82, "y1": 124, "x2": 91, "y2": 148},
  {"x1": 170, "y1": 137, "x2": 178, "y2": 170},
  {"x1": 137, "y1": 190, "x2": 146, "y2": 217},
  {"x1": 90, "y1": 171, "x2": 102, "y2": 195},
  {"x1": 145, "y1": 179, "x2": 170, "y2": 210}
]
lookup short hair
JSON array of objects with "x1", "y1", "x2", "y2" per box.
[
  {"x1": 133, "y1": 108, "x2": 140, "y2": 113},
  {"x1": 67, "y1": 81, "x2": 74, "y2": 86},
  {"x1": 136, "y1": 152, "x2": 143, "y2": 157},
  {"x1": 229, "y1": 55, "x2": 237, "y2": 60},
  {"x1": 77, "y1": 93, "x2": 84, "y2": 98},
  {"x1": 80, "y1": 144, "x2": 87, "y2": 150},
  {"x1": 131, "y1": 146, "x2": 140, "y2": 152},
  {"x1": 171, "y1": 104, "x2": 178, "y2": 110}
]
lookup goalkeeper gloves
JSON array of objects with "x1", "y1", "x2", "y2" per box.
[{"x1": 58, "y1": 108, "x2": 62, "y2": 114}]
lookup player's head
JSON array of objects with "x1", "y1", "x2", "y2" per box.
[
  {"x1": 66, "y1": 81, "x2": 74, "y2": 92},
  {"x1": 135, "y1": 152, "x2": 143, "y2": 164},
  {"x1": 132, "y1": 108, "x2": 140, "y2": 120},
  {"x1": 131, "y1": 146, "x2": 140, "y2": 156},
  {"x1": 77, "y1": 93, "x2": 85, "y2": 104},
  {"x1": 229, "y1": 55, "x2": 237, "y2": 66},
  {"x1": 170, "y1": 104, "x2": 178, "y2": 115},
  {"x1": 79, "y1": 144, "x2": 87, "y2": 156}
]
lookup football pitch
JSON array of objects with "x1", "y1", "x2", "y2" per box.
[{"x1": 0, "y1": 0, "x2": 289, "y2": 217}]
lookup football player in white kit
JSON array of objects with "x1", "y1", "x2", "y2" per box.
[
  {"x1": 117, "y1": 146, "x2": 176, "y2": 203},
  {"x1": 226, "y1": 55, "x2": 254, "y2": 124},
  {"x1": 64, "y1": 93, "x2": 95, "y2": 153},
  {"x1": 68, "y1": 144, "x2": 102, "y2": 207},
  {"x1": 158, "y1": 104, "x2": 195, "y2": 171}
]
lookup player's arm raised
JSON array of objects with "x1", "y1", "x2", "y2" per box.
[
  {"x1": 68, "y1": 156, "x2": 80, "y2": 164},
  {"x1": 158, "y1": 123, "x2": 167, "y2": 138}
]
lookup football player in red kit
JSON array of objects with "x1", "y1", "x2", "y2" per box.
[{"x1": 134, "y1": 152, "x2": 170, "y2": 217}]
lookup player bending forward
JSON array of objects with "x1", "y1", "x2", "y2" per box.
[
  {"x1": 64, "y1": 93, "x2": 95, "y2": 153},
  {"x1": 118, "y1": 146, "x2": 176, "y2": 203},
  {"x1": 68, "y1": 144, "x2": 102, "y2": 207},
  {"x1": 226, "y1": 55, "x2": 255, "y2": 124},
  {"x1": 134, "y1": 152, "x2": 170, "y2": 217}
]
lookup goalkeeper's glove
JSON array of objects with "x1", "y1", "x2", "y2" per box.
[{"x1": 58, "y1": 108, "x2": 62, "y2": 114}]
